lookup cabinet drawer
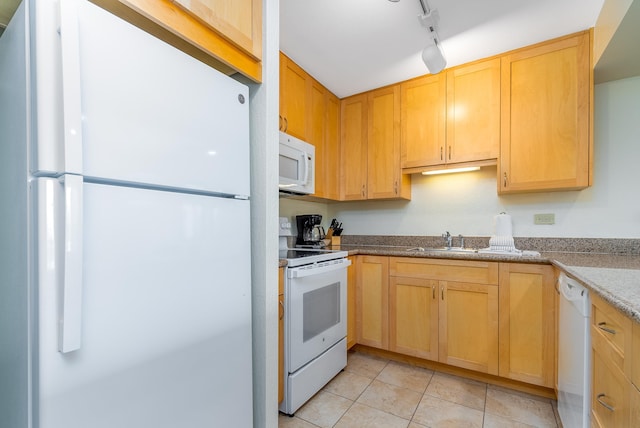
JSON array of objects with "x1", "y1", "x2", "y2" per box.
[
  {"x1": 592, "y1": 295, "x2": 633, "y2": 377},
  {"x1": 591, "y1": 346, "x2": 629, "y2": 428},
  {"x1": 632, "y1": 322, "x2": 640, "y2": 389},
  {"x1": 389, "y1": 257, "x2": 498, "y2": 285}
]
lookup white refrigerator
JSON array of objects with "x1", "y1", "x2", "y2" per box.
[{"x1": 0, "y1": 1, "x2": 253, "y2": 427}]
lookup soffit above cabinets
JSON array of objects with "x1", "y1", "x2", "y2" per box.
[
  {"x1": 594, "y1": 0, "x2": 640, "y2": 83},
  {"x1": 0, "y1": 0, "x2": 21, "y2": 35},
  {"x1": 280, "y1": 0, "x2": 606, "y2": 98}
]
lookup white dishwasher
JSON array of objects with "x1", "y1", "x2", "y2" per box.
[{"x1": 557, "y1": 273, "x2": 591, "y2": 428}]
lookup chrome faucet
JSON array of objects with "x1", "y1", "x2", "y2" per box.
[
  {"x1": 442, "y1": 231, "x2": 452, "y2": 249},
  {"x1": 458, "y1": 234, "x2": 465, "y2": 249}
]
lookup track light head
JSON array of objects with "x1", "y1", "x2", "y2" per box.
[{"x1": 421, "y1": 41, "x2": 446, "y2": 74}]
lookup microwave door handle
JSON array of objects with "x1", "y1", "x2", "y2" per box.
[{"x1": 302, "y1": 152, "x2": 310, "y2": 185}]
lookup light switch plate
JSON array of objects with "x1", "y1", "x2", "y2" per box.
[{"x1": 534, "y1": 213, "x2": 555, "y2": 225}]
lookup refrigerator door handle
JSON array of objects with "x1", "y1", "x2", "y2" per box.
[
  {"x1": 59, "y1": 174, "x2": 84, "y2": 353},
  {"x1": 59, "y1": 0, "x2": 84, "y2": 174}
]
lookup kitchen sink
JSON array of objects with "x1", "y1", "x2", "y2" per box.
[{"x1": 406, "y1": 247, "x2": 479, "y2": 254}]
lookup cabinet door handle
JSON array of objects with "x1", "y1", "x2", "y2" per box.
[
  {"x1": 279, "y1": 115, "x2": 283, "y2": 131},
  {"x1": 597, "y1": 322, "x2": 617, "y2": 335},
  {"x1": 448, "y1": 146, "x2": 451, "y2": 160},
  {"x1": 432, "y1": 286, "x2": 435, "y2": 300},
  {"x1": 503, "y1": 172, "x2": 508, "y2": 187},
  {"x1": 394, "y1": 181, "x2": 398, "y2": 195},
  {"x1": 279, "y1": 300, "x2": 284, "y2": 320},
  {"x1": 441, "y1": 287, "x2": 444, "y2": 300},
  {"x1": 283, "y1": 117, "x2": 288, "y2": 132},
  {"x1": 596, "y1": 393, "x2": 615, "y2": 412},
  {"x1": 440, "y1": 147, "x2": 443, "y2": 161},
  {"x1": 362, "y1": 184, "x2": 366, "y2": 198}
]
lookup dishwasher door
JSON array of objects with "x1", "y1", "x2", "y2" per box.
[{"x1": 557, "y1": 273, "x2": 591, "y2": 428}]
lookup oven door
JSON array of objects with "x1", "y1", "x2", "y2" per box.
[{"x1": 286, "y1": 259, "x2": 349, "y2": 373}]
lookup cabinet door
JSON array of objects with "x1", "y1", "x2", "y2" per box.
[
  {"x1": 356, "y1": 256, "x2": 389, "y2": 349},
  {"x1": 347, "y1": 256, "x2": 357, "y2": 349},
  {"x1": 389, "y1": 277, "x2": 439, "y2": 360},
  {"x1": 323, "y1": 92, "x2": 342, "y2": 201},
  {"x1": 309, "y1": 80, "x2": 327, "y2": 197},
  {"x1": 279, "y1": 53, "x2": 308, "y2": 140},
  {"x1": 591, "y1": 346, "x2": 630, "y2": 427},
  {"x1": 93, "y1": 0, "x2": 262, "y2": 82},
  {"x1": 446, "y1": 58, "x2": 500, "y2": 164},
  {"x1": 500, "y1": 31, "x2": 591, "y2": 193},
  {"x1": 498, "y1": 263, "x2": 556, "y2": 387},
  {"x1": 439, "y1": 281, "x2": 499, "y2": 375},
  {"x1": 401, "y1": 74, "x2": 446, "y2": 169},
  {"x1": 278, "y1": 268, "x2": 284, "y2": 404},
  {"x1": 367, "y1": 85, "x2": 410, "y2": 200},
  {"x1": 341, "y1": 94, "x2": 368, "y2": 200}
]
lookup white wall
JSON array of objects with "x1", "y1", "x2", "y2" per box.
[{"x1": 281, "y1": 76, "x2": 640, "y2": 238}]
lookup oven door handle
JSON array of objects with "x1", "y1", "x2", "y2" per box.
[{"x1": 288, "y1": 259, "x2": 351, "y2": 278}]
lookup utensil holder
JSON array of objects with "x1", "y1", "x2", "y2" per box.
[{"x1": 331, "y1": 236, "x2": 341, "y2": 248}]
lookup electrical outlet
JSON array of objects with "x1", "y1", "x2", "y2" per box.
[{"x1": 534, "y1": 213, "x2": 555, "y2": 225}]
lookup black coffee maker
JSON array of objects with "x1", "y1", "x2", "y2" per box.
[{"x1": 295, "y1": 214, "x2": 325, "y2": 248}]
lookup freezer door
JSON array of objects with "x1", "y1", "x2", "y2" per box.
[
  {"x1": 35, "y1": 178, "x2": 253, "y2": 427},
  {"x1": 34, "y1": 0, "x2": 249, "y2": 196}
]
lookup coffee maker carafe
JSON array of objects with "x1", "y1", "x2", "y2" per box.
[{"x1": 296, "y1": 214, "x2": 325, "y2": 248}]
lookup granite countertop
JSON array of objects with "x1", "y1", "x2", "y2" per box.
[{"x1": 280, "y1": 241, "x2": 640, "y2": 324}]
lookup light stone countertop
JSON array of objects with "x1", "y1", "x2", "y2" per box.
[{"x1": 278, "y1": 240, "x2": 640, "y2": 324}]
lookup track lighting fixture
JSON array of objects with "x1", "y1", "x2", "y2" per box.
[
  {"x1": 387, "y1": 0, "x2": 447, "y2": 73},
  {"x1": 417, "y1": 0, "x2": 446, "y2": 73}
]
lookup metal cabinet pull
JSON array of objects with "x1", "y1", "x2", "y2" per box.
[
  {"x1": 283, "y1": 117, "x2": 288, "y2": 132},
  {"x1": 279, "y1": 115, "x2": 283, "y2": 130},
  {"x1": 440, "y1": 146, "x2": 443, "y2": 161},
  {"x1": 432, "y1": 286, "x2": 435, "y2": 300},
  {"x1": 448, "y1": 146, "x2": 451, "y2": 160},
  {"x1": 394, "y1": 181, "x2": 398, "y2": 195},
  {"x1": 597, "y1": 322, "x2": 617, "y2": 335},
  {"x1": 362, "y1": 184, "x2": 366, "y2": 198},
  {"x1": 441, "y1": 287, "x2": 444, "y2": 300},
  {"x1": 279, "y1": 300, "x2": 284, "y2": 320},
  {"x1": 596, "y1": 393, "x2": 615, "y2": 412},
  {"x1": 503, "y1": 172, "x2": 508, "y2": 187}
]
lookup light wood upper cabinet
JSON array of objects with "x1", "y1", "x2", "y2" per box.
[
  {"x1": 446, "y1": 58, "x2": 501, "y2": 164},
  {"x1": 356, "y1": 256, "x2": 389, "y2": 350},
  {"x1": 341, "y1": 94, "x2": 369, "y2": 200},
  {"x1": 500, "y1": 31, "x2": 592, "y2": 194},
  {"x1": 401, "y1": 58, "x2": 500, "y2": 173},
  {"x1": 92, "y1": 0, "x2": 261, "y2": 81},
  {"x1": 341, "y1": 87, "x2": 410, "y2": 201},
  {"x1": 401, "y1": 74, "x2": 446, "y2": 169},
  {"x1": 323, "y1": 92, "x2": 342, "y2": 201},
  {"x1": 279, "y1": 53, "x2": 340, "y2": 200},
  {"x1": 279, "y1": 53, "x2": 308, "y2": 140},
  {"x1": 367, "y1": 85, "x2": 411, "y2": 200},
  {"x1": 498, "y1": 263, "x2": 556, "y2": 388},
  {"x1": 171, "y1": 0, "x2": 261, "y2": 59}
]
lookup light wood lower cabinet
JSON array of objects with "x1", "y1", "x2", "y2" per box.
[
  {"x1": 347, "y1": 256, "x2": 357, "y2": 349},
  {"x1": 439, "y1": 280, "x2": 499, "y2": 375},
  {"x1": 389, "y1": 277, "x2": 439, "y2": 360},
  {"x1": 278, "y1": 267, "x2": 284, "y2": 404},
  {"x1": 356, "y1": 256, "x2": 389, "y2": 349},
  {"x1": 355, "y1": 256, "x2": 561, "y2": 386},
  {"x1": 590, "y1": 294, "x2": 635, "y2": 427},
  {"x1": 498, "y1": 263, "x2": 556, "y2": 387},
  {"x1": 387, "y1": 258, "x2": 499, "y2": 375}
]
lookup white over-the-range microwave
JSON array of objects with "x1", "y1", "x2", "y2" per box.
[{"x1": 279, "y1": 131, "x2": 315, "y2": 195}]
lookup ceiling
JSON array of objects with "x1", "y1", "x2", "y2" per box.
[{"x1": 280, "y1": 0, "x2": 606, "y2": 98}]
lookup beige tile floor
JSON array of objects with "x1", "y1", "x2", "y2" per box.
[{"x1": 279, "y1": 351, "x2": 562, "y2": 428}]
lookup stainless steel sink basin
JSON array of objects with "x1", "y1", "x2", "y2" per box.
[{"x1": 406, "y1": 247, "x2": 479, "y2": 254}]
